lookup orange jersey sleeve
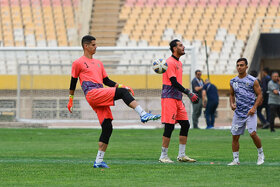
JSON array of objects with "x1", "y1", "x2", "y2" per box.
[{"x1": 71, "y1": 58, "x2": 82, "y2": 79}]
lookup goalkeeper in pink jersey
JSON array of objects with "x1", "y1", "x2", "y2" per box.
[
  {"x1": 67, "y1": 35, "x2": 160, "y2": 168},
  {"x1": 159, "y1": 39, "x2": 199, "y2": 163}
]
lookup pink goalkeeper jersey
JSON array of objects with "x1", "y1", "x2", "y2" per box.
[
  {"x1": 162, "y1": 56, "x2": 183, "y2": 85},
  {"x1": 71, "y1": 56, "x2": 108, "y2": 95},
  {"x1": 161, "y1": 56, "x2": 183, "y2": 100}
]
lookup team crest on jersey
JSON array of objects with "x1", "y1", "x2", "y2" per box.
[
  {"x1": 233, "y1": 82, "x2": 239, "y2": 89},
  {"x1": 246, "y1": 82, "x2": 249, "y2": 87}
]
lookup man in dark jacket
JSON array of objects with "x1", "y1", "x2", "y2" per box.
[
  {"x1": 202, "y1": 79, "x2": 219, "y2": 129},
  {"x1": 258, "y1": 68, "x2": 271, "y2": 129}
]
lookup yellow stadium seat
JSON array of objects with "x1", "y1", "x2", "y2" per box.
[
  {"x1": 228, "y1": 26, "x2": 239, "y2": 35},
  {"x1": 159, "y1": 40, "x2": 169, "y2": 46},
  {"x1": 237, "y1": 31, "x2": 248, "y2": 41},
  {"x1": 266, "y1": 7, "x2": 277, "y2": 17},
  {"x1": 142, "y1": 7, "x2": 152, "y2": 14},
  {"x1": 184, "y1": 32, "x2": 194, "y2": 41},
  {"x1": 194, "y1": 6, "x2": 204, "y2": 14},
  {"x1": 176, "y1": 27, "x2": 185, "y2": 35},
  {"x1": 211, "y1": 40, "x2": 223, "y2": 52},
  {"x1": 149, "y1": 40, "x2": 159, "y2": 46},
  {"x1": 167, "y1": 21, "x2": 177, "y2": 29},
  {"x1": 246, "y1": 6, "x2": 256, "y2": 13},
  {"x1": 273, "y1": 22, "x2": 280, "y2": 29},
  {"x1": 141, "y1": 34, "x2": 151, "y2": 41},
  {"x1": 194, "y1": 31, "x2": 205, "y2": 41},
  {"x1": 204, "y1": 36, "x2": 214, "y2": 46},
  {"x1": 130, "y1": 35, "x2": 140, "y2": 41},
  {"x1": 261, "y1": 27, "x2": 271, "y2": 33},
  {"x1": 58, "y1": 40, "x2": 68, "y2": 46},
  {"x1": 147, "y1": 20, "x2": 158, "y2": 27},
  {"x1": 119, "y1": 6, "x2": 131, "y2": 19},
  {"x1": 15, "y1": 41, "x2": 25, "y2": 46},
  {"x1": 4, "y1": 40, "x2": 14, "y2": 46},
  {"x1": 205, "y1": 7, "x2": 215, "y2": 14}
]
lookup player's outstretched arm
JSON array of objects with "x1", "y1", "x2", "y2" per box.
[
  {"x1": 103, "y1": 77, "x2": 117, "y2": 87},
  {"x1": 67, "y1": 77, "x2": 78, "y2": 113},
  {"x1": 103, "y1": 76, "x2": 134, "y2": 96},
  {"x1": 169, "y1": 77, "x2": 199, "y2": 104}
]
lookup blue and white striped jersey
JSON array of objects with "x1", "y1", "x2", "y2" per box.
[{"x1": 230, "y1": 74, "x2": 256, "y2": 118}]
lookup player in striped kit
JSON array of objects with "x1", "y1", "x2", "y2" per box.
[{"x1": 228, "y1": 58, "x2": 265, "y2": 166}]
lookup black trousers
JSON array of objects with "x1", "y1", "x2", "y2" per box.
[{"x1": 269, "y1": 104, "x2": 280, "y2": 131}]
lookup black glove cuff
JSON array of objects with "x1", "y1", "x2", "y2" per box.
[{"x1": 184, "y1": 89, "x2": 190, "y2": 95}]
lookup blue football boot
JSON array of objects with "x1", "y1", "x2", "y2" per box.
[
  {"x1": 93, "y1": 161, "x2": 109, "y2": 168},
  {"x1": 141, "y1": 113, "x2": 161, "y2": 123}
]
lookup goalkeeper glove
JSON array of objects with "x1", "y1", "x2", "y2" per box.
[
  {"x1": 184, "y1": 89, "x2": 199, "y2": 104},
  {"x1": 67, "y1": 95, "x2": 74, "y2": 113},
  {"x1": 118, "y1": 84, "x2": 135, "y2": 96}
]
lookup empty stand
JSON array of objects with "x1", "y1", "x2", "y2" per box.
[
  {"x1": 0, "y1": 0, "x2": 78, "y2": 47},
  {"x1": 116, "y1": 0, "x2": 280, "y2": 74},
  {"x1": 0, "y1": 0, "x2": 279, "y2": 76}
]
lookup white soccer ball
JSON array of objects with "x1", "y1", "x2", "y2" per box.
[{"x1": 152, "y1": 59, "x2": 168, "y2": 74}]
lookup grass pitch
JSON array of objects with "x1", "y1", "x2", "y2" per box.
[{"x1": 0, "y1": 128, "x2": 279, "y2": 186}]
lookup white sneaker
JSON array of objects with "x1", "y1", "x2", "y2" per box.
[
  {"x1": 159, "y1": 157, "x2": 174, "y2": 163},
  {"x1": 227, "y1": 160, "x2": 240, "y2": 166},
  {"x1": 177, "y1": 155, "x2": 196, "y2": 162},
  {"x1": 257, "y1": 154, "x2": 264, "y2": 165}
]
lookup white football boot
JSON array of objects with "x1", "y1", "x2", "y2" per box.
[
  {"x1": 159, "y1": 157, "x2": 174, "y2": 163},
  {"x1": 227, "y1": 160, "x2": 240, "y2": 166},
  {"x1": 177, "y1": 155, "x2": 196, "y2": 162},
  {"x1": 257, "y1": 154, "x2": 265, "y2": 165}
]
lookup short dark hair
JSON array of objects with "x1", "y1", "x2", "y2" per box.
[
  {"x1": 249, "y1": 70, "x2": 258, "y2": 78},
  {"x1": 271, "y1": 71, "x2": 279, "y2": 76},
  {"x1": 81, "y1": 35, "x2": 96, "y2": 48},
  {"x1": 169, "y1": 39, "x2": 180, "y2": 53},
  {"x1": 195, "y1": 70, "x2": 201, "y2": 75},
  {"x1": 262, "y1": 67, "x2": 270, "y2": 74},
  {"x1": 236, "y1": 58, "x2": 248, "y2": 65}
]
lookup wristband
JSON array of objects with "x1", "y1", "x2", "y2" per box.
[
  {"x1": 118, "y1": 84, "x2": 123, "y2": 88},
  {"x1": 69, "y1": 95, "x2": 74, "y2": 99},
  {"x1": 184, "y1": 89, "x2": 190, "y2": 95}
]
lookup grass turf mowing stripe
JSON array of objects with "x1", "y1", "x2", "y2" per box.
[
  {"x1": 0, "y1": 128, "x2": 279, "y2": 186},
  {"x1": 1, "y1": 158, "x2": 280, "y2": 166}
]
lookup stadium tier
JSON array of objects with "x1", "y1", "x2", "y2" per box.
[
  {"x1": 0, "y1": 0, "x2": 78, "y2": 47},
  {"x1": 117, "y1": 0, "x2": 280, "y2": 74},
  {"x1": 0, "y1": 0, "x2": 279, "y2": 76}
]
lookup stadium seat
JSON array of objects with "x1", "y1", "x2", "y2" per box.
[{"x1": 0, "y1": 0, "x2": 278, "y2": 75}]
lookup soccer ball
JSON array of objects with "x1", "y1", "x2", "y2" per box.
[{"x1": 152, "y1": 59, "x2": 168, "y2": 74}]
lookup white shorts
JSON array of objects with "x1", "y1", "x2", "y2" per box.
[{"x1": 231, "y1": 113, "x2": 257, "y2": 135}]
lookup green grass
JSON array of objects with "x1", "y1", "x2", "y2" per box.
[{"x1": 0, "y1": 128, "x2": 279, "y2": 186}]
